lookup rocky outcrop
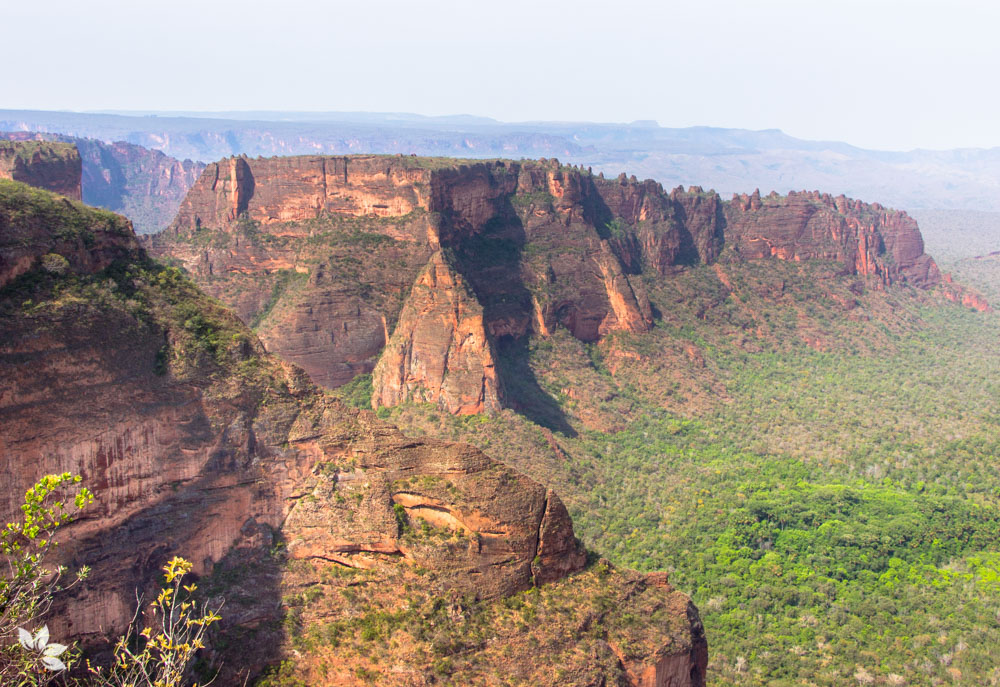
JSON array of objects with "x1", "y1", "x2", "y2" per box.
[
  {"x1": 610, "y1": 586, "x2": 708, "y2": 687},
  {"x1": 941, "y1": 273, "x2": 991, "y2": 312},
  {"x1": 726, "y1": 189, "x2": 941, "y2": 288},
  {"x1": 151, "y1": 155, "x2": 956, "y2": 417},
  {"x1": 1, "y1": 181, "x2": 703, "y2": 684},
  {"x1": 0, "y1": 140, "x2": 81, "y2": 200},
  {"x1": 284, "y1": 417, "x2": 580, "y2": 599},
  {"x1": 372, "y1": 251, "x2": 503, "y2": 415},
  {"x1": 0, "y1": 179, "x2": 133, "y2": 289}
]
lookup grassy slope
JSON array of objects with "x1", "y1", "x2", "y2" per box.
[{"x1": 367, "y1": 257, "x2": 1000, "y2": 687}]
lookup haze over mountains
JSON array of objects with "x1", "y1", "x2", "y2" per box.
[{"x1": 5, "y1": 108, "x2": 1000, "y2": 214}]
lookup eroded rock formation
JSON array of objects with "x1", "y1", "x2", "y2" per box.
[
  {"x1": 372, "y1": 251, "x2": 503, "y2": 415},
  {"x1": 726, "y1": 189, "x2": 940, "y2": 287},
  {"x1": 150, "y1": 155, "x2": 959, "y2": 418}
]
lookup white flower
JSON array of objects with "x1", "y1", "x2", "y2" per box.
[{"x1": 16, "y1": 625, "x2": 67, "y2": 672}]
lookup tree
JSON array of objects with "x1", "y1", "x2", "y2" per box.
[{"x1": 1, "y1": 473, "x2": 92, "y2": 686}]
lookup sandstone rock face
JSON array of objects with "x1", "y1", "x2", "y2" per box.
[
  {"x1": 372, "y1": 251, "x2": 503, "y2": 415},
  {"x1": 0, "y1": 140, "x2": 82, "y2": 200},
  {"x1": 726, "y1": 190, "x2": 941, "y2": 288},
  {"x1": 283, "y1": 415, "x2": 580, "y2": 598},
  {"x1": 168, "y1": 155, "x2": 436, "y2": 232},
  {"x1": 1, "y1": 185, "x2": 704, "y2": 684},
  {"x1": 151, "y1": 155, "x2": 952, "y2": 417},
  {"x1": 605, "y1": 571, "x2": 708, "y2": 687}
]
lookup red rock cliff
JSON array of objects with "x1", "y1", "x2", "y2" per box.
[
  {"x1": 372, "y1": 251, "x2": 503, "y2": 415},
  {"x1": 726, "y1": 189, "x2": 941, "y2": 288},
  {"x1": 151, "y1": 157, "x2": 655, "y2": 410},
  {"x1": 151, "y1": 156, "x2": 953, "y2": 419}
]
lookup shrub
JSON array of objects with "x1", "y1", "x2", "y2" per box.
[
  {"x1": 0, "y1": 475, "x2": 221, "y2": 687},
  {"x1": 0, "y1": 473, "x2": 92, "y2": 685}
]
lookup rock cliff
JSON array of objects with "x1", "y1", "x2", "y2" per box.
[
  {"x1": 726, "y1": 189, "x2": 940, "y2": 287},
  {"x1": 372, "y1": 251, "x2": 503, "y2": 414},
  {"x1": 0, "y1": 140, "x2": 82, "y2": 200},
  {"x1": 0, "y1": 179, "x2": 706, "y2": 686},
  {"x1": 150, "y1": 155, "x2": 958, "y2": 418}
]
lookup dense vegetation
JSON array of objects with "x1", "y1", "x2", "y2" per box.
[{"x1": 381, "y1": 254, "x2": 1000, "y2": 686}]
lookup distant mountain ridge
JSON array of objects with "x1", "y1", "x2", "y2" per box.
[{"x1": 4, "y1": 109, "x2": 1000, "y2": 213}]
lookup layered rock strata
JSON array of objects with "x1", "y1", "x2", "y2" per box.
[
  {"x1": 150, "y1": 155, "x2": 957, "y2": 417},
  {"x1": 372, "y1": 251, "x2": 503, "y2": 414}
]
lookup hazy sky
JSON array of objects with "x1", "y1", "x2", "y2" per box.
[{"x1": 4, "y1": 0, "x2": 999, "y2": 151}]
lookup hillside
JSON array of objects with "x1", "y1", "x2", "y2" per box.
[
  {"x1": 150, "y1": 154, "x2": 1000, "y2": 686},
  {"x1": 0, "y1": 178, "x2": 707, "y2": 686}
]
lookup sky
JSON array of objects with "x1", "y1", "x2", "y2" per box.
[{"x1": 3, "y1": 0, "x2": 999, "y2": 151}]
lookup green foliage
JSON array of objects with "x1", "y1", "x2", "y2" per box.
[
  {"x1": 333, "y1": 373, "x2": 373, "y2": 409},
  {"x1": 393, "y1": 503, "x2": 412, "y2": 537},
  {"x1": 386, "y1": 259, "x2": 1000, "y2": 686},
  {"x1": 0, "y1": 179, "x2": 130, "y2": 244},
  {"x1": 251, "y1": 660, "x2": 308, "y2": 687},
  {"x1": 602, "y1": 218, "x2": 628, "y2": 239},
  {"x1": 1, "y1": 475, "x2": 223, "y2": 687},
  {"x1": 0, "y1": 474, "x2": 93, "y2": 686},
  {"x1": 0, "y1": 141, "x2": 77, "y2": 167},
  {"x1": 511, "y1": 191, "x2": 555, "y2": 210}
]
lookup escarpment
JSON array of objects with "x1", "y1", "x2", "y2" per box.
[
  {"x1": 149, "y1": 154, "x2": 960, "y2": 417},
  {"x1": 0, "y1": 140, "x2": 82, "y2": 200},
  {"x1": 0, "y1": 179, "x2": 707, "y2": 686},
  {"x1": 726, "y1": 189, "x2": 941, "y2": 288}
]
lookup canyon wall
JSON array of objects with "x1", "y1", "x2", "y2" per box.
[
  {"x1": 2, "y1": 132, "x2": 205, "y2": 232},
  {"x1": 151, "y1": 155, "x2": 956, "y2": 417}
]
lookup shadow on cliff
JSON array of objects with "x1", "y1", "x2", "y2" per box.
[
  {"x1": 495, "y1": 335, "x2": 577, "y2": 437},
  {"x1": 449, "y1": 200, "x2": 577, "y2": 438},
  {"x1": 587, "y1": 177, "x2": 726, "y2": 269}
]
